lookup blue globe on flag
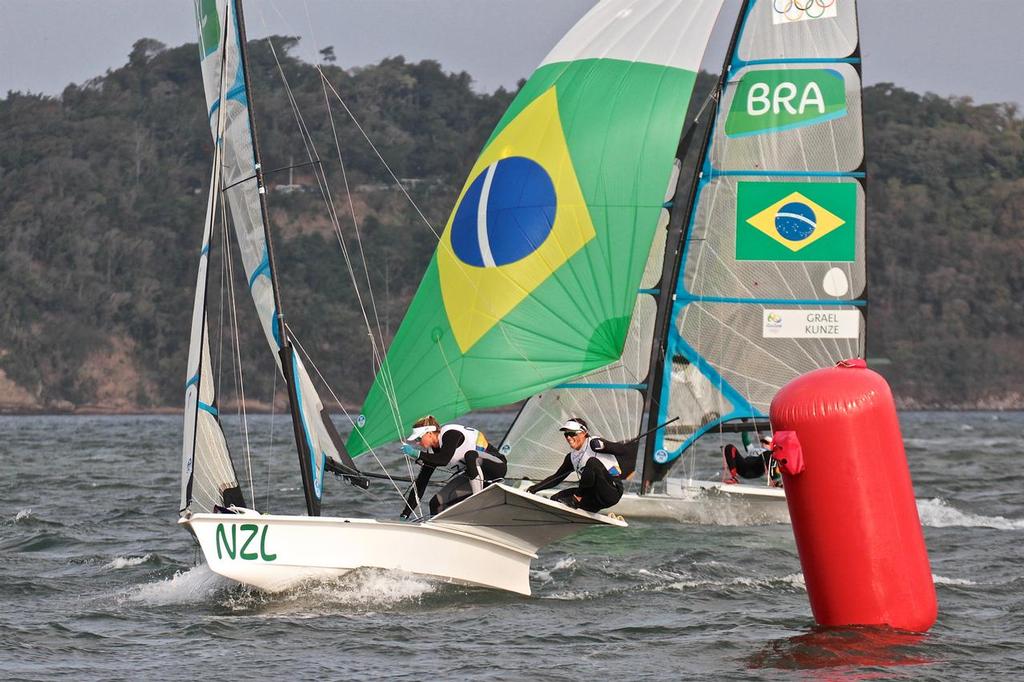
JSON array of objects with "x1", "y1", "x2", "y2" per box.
[
  {"x1": 774, "y1": 201, "x2": 817, "y2": 242},
  {"x1": 450, "y1": 156, "x2": 556, "y2": 267}
]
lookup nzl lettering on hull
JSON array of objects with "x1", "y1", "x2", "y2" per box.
[{"x1": 215, "y1": 522, "x2": 277, "y2": 561}]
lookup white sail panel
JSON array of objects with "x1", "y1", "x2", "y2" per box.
[
  {"x1": 647, "y1": 0, "x2": 866, "y2": 475},
  {"x1": 504, "y1": 389, "x2": 643, "y2": 482},
  {"x1": 737, "y1": 0, "x2": 859, "y2": 61},
  {"x1": 541, "y1": 0, "x2": 727, "y2": 71},
  {"x1": 194, "y1": 0, "x2": 346, "y2": 506},
  {"x1": 713, "y1": 63, "x2": 863, "y2": 172},
  {"x1": 187, "y1": 326, "x2": 244, "y2": 513},
  {"x1": 181, "y1": 160, "x2": 243, "y2": 515},
  {"x1": 683, "y1": 176, "x2": 865, "y2": 300},
  {"x1": 195, "y1": 0, "x2": 280, "y2": 353}
]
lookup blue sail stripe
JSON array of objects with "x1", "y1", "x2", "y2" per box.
[
  {"x1": 652, "y1": 323, "x2": 758, "y2": 463},
  {"x1": 248, "y1": 251, "x2": 271, "y2": 289},
  {"x1": 656, "y1": 408, "x2": 769, "y2": 465},
  {"x1": 676, "y1": 294, "x2": 867, "y2": 307},
  {"x1": 735, "y1": 57, "x2": 861, "y2": 69},
  {"x1": 708, "y1": 169, "x2": 866, "y2": 179},
  {"x1": 725, "y1": 109, "x2": 849, "y2": 139},
  {"x1": 198, "y1": 401, "x2": 218, "y2": 416},
  {"x1": 270, "y1": 308, "x2": 282, "y2": 350},
  {"x1": 556, "y1": 383, "x2": 647, "y2": 390},
  {"x1": 184, "y1": 373, "x2": 200, "y2": 390},
  {"x1": 291, "y1": 353, "x2": 324, "y2": 500}
]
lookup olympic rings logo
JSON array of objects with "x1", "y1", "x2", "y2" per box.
[{"x1": 772, "y1": 0, "x2": 837, "y2": 22}]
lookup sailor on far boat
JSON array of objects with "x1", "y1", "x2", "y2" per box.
[
  {"x1": 527, "y1": 417, "x2": 634, "y2": 514},
  {"x1": 400, "y1": 415, "x2": 507, "y2": 518}
]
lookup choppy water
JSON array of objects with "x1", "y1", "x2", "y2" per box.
[{"x1": 1, "y1": 411, "x2": 1021, "y2": 680}]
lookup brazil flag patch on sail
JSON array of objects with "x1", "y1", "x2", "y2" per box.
[
  {"x1": 736, "y1": 181, "x2": 856, "y2": 262},
  {"x1": 438, "y1": 86, "x2": 596, "y2": 352}
]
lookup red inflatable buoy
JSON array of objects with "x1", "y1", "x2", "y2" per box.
[{"x1": 770, "y1": 359, "x2": 937, "y2": 632}]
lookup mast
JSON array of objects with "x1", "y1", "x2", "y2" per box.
[
  {"x1": 231, "y1": 0, "x2": 322, "y2": 516},
  {"x1": 639, "y1": 0, "x2": 752, "y2": 492}
]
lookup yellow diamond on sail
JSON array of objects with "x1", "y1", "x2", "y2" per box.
[
  {"x1": 438, "y1": 86, "x2": 596, "y2": 352},
  {"x1": 745, "y1": 191, "x2": 845, "y2": 252}
]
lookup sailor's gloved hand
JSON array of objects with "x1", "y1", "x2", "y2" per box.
[
  {"x1": 401, "y1": 443, "x2": 419, "y2": 458},
  {"x1": 526, "y1": 485, "x2": 540, "y2": 495}
]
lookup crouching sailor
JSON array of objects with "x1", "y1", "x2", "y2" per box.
[
  {"x1": 527, "y1": 417, "x2": 633, "y2": 514},
  {"x1": 400, "y1": 415, "x2": 507, "y2": 518}
]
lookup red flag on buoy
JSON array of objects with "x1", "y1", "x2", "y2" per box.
[{"x1": 771, "y1": 431, "x2": 804, "y2": 476}]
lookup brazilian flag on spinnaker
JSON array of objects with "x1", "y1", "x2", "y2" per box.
[{"x1": 347, "y1": 2, "x2": 725, "y2": 454}]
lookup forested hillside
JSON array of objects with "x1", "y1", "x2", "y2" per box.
[{"x1": 1, "y1": 38, "x2": 1022, "y2": 411}]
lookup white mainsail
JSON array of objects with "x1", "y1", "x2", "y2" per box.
[
  {"x1": 649, "y1": 0, "x2": 866, "y2": 477},
  {"x1": 181, "y1": 153, "x2": 244, "y2": 514},
  {"x1": 501, "y1": 0, "x2": 867, "y2": 489},
  {"x1": 193, "y1": 0, "x2": 353, "y2": 513}
]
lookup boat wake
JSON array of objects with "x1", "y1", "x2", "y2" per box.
[
  {"x1": 634, "y1": 567, "x2": 973, "y2": 594},
  {"x1": 531, "y1": 556, "x2": 577, "y2": 585},
  {"x1": 917, "y1": 498, "x2": 1024, "y2": 530},
  {"x1": 104, "y1": 554, "x2": 158, "y2": 570},
  {"x1": 278, "y1": 569, "x2": 438, "y2": 609},
  {"x1": 648, "y1": 569, "x2": 808, "y2": 593},
  {"x1": 128, "y1": 564, "x2": 437, "y2": 612},
  {"x1": 128, "y1": 564, "x2": 234, "y2": 606}
]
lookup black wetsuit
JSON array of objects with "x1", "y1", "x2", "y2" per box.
[
  {"x1": 723, "y1": 443, "x2": 780, "y2": 484},
  {"x1": 527, "y1": 437, "x2": 633, "y2": 513},
  {"x1": 401, "y1": 426, "x2": 507, "y2": 517}
]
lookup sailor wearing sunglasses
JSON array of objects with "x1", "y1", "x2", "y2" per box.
[{"x1": 526, "y1": 417, "x2": 632, "y2": 514}]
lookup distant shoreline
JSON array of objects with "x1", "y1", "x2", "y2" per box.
[{"x1": 2, "y1": 403, "x2": 1022, "y2": 417}]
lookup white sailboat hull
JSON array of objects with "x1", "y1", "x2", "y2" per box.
[
  {"x1": 614, "y1": 479, "x2": 790, "y2": 525},
  {"x1": 181, "y1": 484, "x2": 625, "y2": 595}
]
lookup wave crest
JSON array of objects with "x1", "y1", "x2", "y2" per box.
[{"x1": 917, "y1": 498, "x2": 1024, "y2": 530}]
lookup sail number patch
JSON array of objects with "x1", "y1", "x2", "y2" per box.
[
  {"x1": 215, "y1": 523, "x2": 277, "y2": 562},
  {"x1": 725, "y1": 69, "x2": 847, "y2": 138}
]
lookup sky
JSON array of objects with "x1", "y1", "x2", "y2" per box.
[{"x1": 1, "y1": 0, "x2": 1022, "y2": 106}]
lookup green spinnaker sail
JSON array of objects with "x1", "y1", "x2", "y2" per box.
[{"x1": 350, "y1": 0, "x2": 727, "y2": 454}]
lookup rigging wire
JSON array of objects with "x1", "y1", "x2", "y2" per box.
[
  {"x1": 316, "y1": 69, "x2": 439, "y2": 240},
  {"x1": 266, "y1": 369, "x2": 277, "y2": 513},
  {"x1": 286, "y1": 325, "x2": 420, "y2": 516},
  {"x1": 262, "y1": 38, "x2": 407, "y2": 441}
]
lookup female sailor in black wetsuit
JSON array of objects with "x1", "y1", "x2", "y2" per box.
[
  {"x1": 526, "y1": 417, "x2": 633, "y2": 514},
  {"x1": 400, "y1": 415, "x2": 507, "y2": 518},
  {"x1": 722, "y1": 433, "x2": 782, "y2": 486}
]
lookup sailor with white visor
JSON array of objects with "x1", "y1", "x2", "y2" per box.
[
  {"x1": 400, "y1": 415, "x2": 507, "y2": 518},
  {"x1": 526, "y1": 417, "x2": 635, "y2": 513}
]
